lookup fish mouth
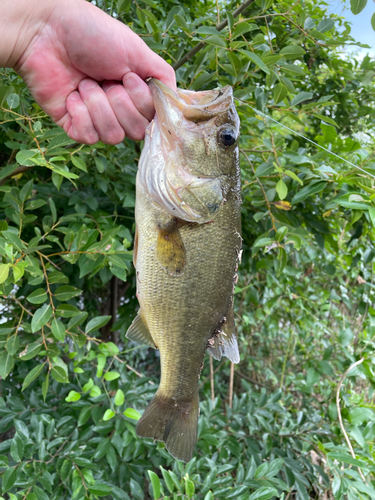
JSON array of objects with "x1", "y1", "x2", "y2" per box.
[{"x1": 148, "y1": 78, "x2": 233, "y2": 123}]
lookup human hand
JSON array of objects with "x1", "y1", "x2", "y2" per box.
[{"x1": 7, "y1": 0, "x2": 176, "y2": 144}]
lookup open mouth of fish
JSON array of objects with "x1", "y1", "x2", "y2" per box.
[{"x1": 139, "y1": 78, "x2": 240, "y2": 223}]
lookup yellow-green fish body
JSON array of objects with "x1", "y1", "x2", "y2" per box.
[{"x1": 127, "y1": 80, "x2": 241, "y2": 462}]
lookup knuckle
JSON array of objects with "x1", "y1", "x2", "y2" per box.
[{"x1": 104, "y1": 128, "x2": 125, "y2": 145}]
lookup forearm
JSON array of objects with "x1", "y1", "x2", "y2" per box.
[{"x1": 0, "y1": 0, "x2": 54, "y2": 68}]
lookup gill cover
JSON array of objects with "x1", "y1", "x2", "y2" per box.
[{"x1": 138, "y1": 79, "x2": 239, "y2": 223}]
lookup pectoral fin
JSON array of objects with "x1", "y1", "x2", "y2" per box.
[
  {"x1": 207, "y1": 306, "x2": 240, "y2": 363},
  {"x1": 126, "y1": 311, "x2": 156, "y2": 348},
  {"x1": 156, "y1": 221, "x2": 186, "y2": 276}
]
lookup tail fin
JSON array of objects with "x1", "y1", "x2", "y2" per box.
[{"x1": 136, "y1": 392, "x2": 199, "y2": 462}]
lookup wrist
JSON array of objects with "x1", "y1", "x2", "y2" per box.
[{"x1": 1, "y1": 0, "x2": 55, "y2": 68}]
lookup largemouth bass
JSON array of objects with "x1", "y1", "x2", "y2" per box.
[{"x1": 126, "y1": 79, "x2": 241, "y2": 462}]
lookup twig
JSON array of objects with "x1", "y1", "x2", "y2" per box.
[
  {"x1": 336, "y1": 358, "x2": 367, "y2": 484},
  {"x1": 173, "y1": 0, "x2": 255, "y2": 70},
  {"x1": 0, "y1": 166, "x2": 33, "y2": 186},
  {"x1": 126, "y1": 363, "x2": 155, "y2": 385},
  {"x1": 235, "y1": 370, "x2": 271, "y2": 388},
  {"x1": 199, "y1": 359, "x2": 226, "y2": 388},
  {"x1": 229, "y1": 362, "x2": 234, "y2": 408},
  {"x1": 210, "y1": 355, "x2": 215, "y2": 403}
]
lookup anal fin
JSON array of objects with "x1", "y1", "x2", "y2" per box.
[
  {"x1": 126, "y1": 311, "x2": 156, "y2": 348},
  {"x1": 156, "y1": 219, "x2": 186, "y2": 276},
  {"x1": 207, "y1": 305, "x2": 240, "y2": 363}
]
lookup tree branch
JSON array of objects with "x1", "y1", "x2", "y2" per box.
[{"x1": 173, "y1": 0, "x2": 256, "y2": 71}]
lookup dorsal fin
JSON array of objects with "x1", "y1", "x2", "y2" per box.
[
  {"x1": 207, "y1": 306, "x2": 240, "y2": 363},
  {"x1": 126, "y1": 311, "x2": 156, "y2": 348}
]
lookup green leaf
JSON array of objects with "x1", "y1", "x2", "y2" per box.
[
  {"x1": 65, "y1": 390, "x2": 81, "y2": 402},
  {"x1": 27, "y1": 288, "x2": 48, "y2": 304},
  {"x1": 350, "y1": 0, "x2": 367, "y2": 15},
  {"x1": 195, "y1": 26, "x2": 221, "y2": 36},
  {"x1": 232, "y1": 22, "x2": 257, "y2": 38},
  {"x1": 51, "y1": 358, "x2": 69, "y2": 384},
  {"x1": 129, "y1": 479, "x2": 143, "y2": 500},
  {"x1": 25, "y1": 199, "x2": 47, "y2": 210},
  {"x1": 6, "y1": 334, "x2": 19, "y2": 355},
  {"x1": 284, "y1": 169, "x2": 303, "y2": 185},
  {"x1": 51, "y1": 318, "x2": 66, "y2": 342},
  {"x1": 280, "y1": 45, "x2": 306, "y2": 58},
  {"x1": 85, "y1": 315, "x2": 112, "y2": 333},
  {"x1": 19, "y1": 342, "x2": 42, "y2": 361},
  {"x1": 273, "y1": 84, "x2": 288, "y2": 104},
  {"x1": 227, "y1": 12, "x2": 235, "y2": 31},
  {"x1": 54, "y1": 285, "x2": 81, "y2": 301},
  {"x1": 71, "y1": 156, "x2": 87, "y2": 172},
  {"x1": 0, "y1": 264, "x2": 9, "y2": 284},
  {"x1": 114, "y1": 389, "x2": 125, "y2": 406},
  {"x1": 276, "y1": 179, "x2": 288, "y2": 200},
  {"x1": 328, "y1": 452, "x2": 368, "y2": 469},
  {"x1": 88, "y1": 483, "x2": 112, "y2": 497},
  {"x1": 371, "y1": 12, "x2": 375, "y2": 31},
  {"x1": 68, "y1": 311, "x2": 88, "y2": 330},
  {"x1": 185, "y1": 479, "x2": 195, "y2": 498},
  {"x1": 316, "y1": 18, "x2": 335, "y2": 32},
  {"x1": 32, "y1": 486, "x2": 49, "y2": 500},
  {"x1": 22, "y1": 363, "x2": 46, "y2": 391},
  {"x1": 160, "y1": 466, "x2": 175, "y2": 494},
  {"x1": 2, "y1": 467, "x2": 17, "y2": 494},
  {"x1": 103, "y1": 409, "x2": 115, "y2": 421},
  {"x1": 249, "y1": 487, "x2": 278, "y2": 500},
  {"x1": 6, "y1": 93, "x2": 20, "y2": 109},
  {"x1": 31, "y1": 304, "x2": 52, "y2": 333},
  {"x1": 10, "y1": 434, "x2": 24, "y2": 462},
  {"x1": 55, "y1": 304, "x2": 80, "y2": 318},
  {"x1": 0, "y1": 351, "x2": 14, "y2": 378},
  {"x1": 83, "y1": 378, "x2": 94, "y2": 393},
  {"x1": 369, "y1": 207, "x2": 375, "y2": 225},
  {"x1": 124, "y1": 408, "x2": 141, "y2": 420},
  {"x1": 291, "y1": 91, "x2": 313, "y2": 106},
  {"x1": 78, "y1": 407, "x2": 92, "y2": 426},
  {"x1": 204, "y1": 35, "x2": 227, "y2": 48},
  {"x1": 148, "y1": 471, "x2": 161, "y2": 500},
  {"x1": 90, "y1": 385, "x2": 101, "y2": 397},
  {"x1": 291, "y1": 181, "x2": 327, "y2": 204},
  {"x1": 240, "y1": 50, "x2": 270, "y2": 74},
  {"x1": 104, "y1": 371, "x2": 120, "y2": 381},
  {"x1": 42, "y1": 373, "x2": 49, "y2": 401},
  {"x1": 312, "y1": 113, "x2": 338, "y2": 127},
  {"x1": 96, "y1": 353, "x2": 106, "y2": 377}
]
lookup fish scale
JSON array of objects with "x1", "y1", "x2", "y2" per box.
[{"x1": 126, "y1": 79, "x2": 241, "y2": 462}]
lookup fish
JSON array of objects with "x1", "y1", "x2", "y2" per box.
[{"x1": 126, "y1": 79, "x2": 242, "y2": 462}]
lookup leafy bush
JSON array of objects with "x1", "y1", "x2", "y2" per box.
[{"x1": 1, "y1": 0, "x2": 375, "y2": 498}]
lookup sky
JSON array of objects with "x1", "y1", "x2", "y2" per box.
[{"x1": 328, "y1": 0, "x2": 375, "y2": 57}]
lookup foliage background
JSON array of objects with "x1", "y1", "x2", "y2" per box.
[{"x1": 1, "y1": 0, "x2": 375, "y2": 498}]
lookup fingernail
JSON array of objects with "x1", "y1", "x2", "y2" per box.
[
  {"x1": 124, "y1": 74, "x2": 140, "y2": 91},
  {"x1": 80, "y1": 79, "x2": 96, "y2": 91},
  {"x1": 103, "y1": 83, "x2": 116, "y2": 93},
  {"x1": 69, "y1": 91, "x2": 80, "y2": 101}
]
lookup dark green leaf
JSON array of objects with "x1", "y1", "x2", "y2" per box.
[
  {"x1": 31, "y1": 305, "x2": 52, "y2": 333},
  {"x1": 22, "y1": 363, "x2": 46, "y2": 391}
]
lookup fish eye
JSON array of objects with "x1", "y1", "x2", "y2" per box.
[{"x1": 219, "y1": 128, "x2": 236, "y2": 147}]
